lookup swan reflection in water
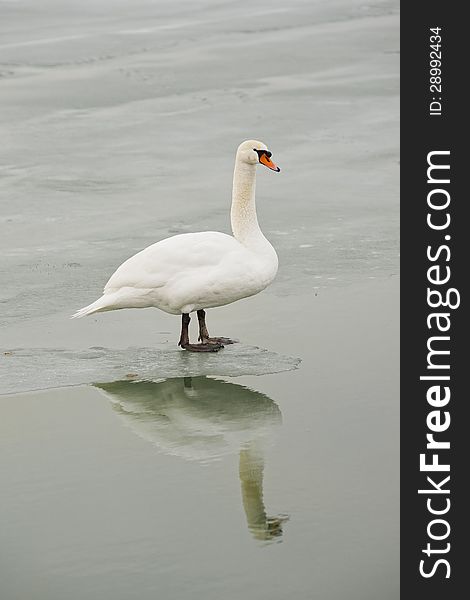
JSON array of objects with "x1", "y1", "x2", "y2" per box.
[{"x1": 95, "y1": 376, "x2": 288, "y2": 541}]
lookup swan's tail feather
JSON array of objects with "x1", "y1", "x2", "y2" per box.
[{"x1": 71, "y1": 295, "x2": 114, "y2": 319}]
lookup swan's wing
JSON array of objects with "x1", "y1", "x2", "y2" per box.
[{"x1": 103, "y1": 231, "x2": 241, "y2": 293}]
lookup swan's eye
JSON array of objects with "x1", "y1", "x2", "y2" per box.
[{"x1": 254, "y1": 149, "x2": 272, "y2": 160}]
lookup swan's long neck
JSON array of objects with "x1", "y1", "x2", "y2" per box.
[{"x1": 231, "y1": 159, "x2": 265, "y2": 249}]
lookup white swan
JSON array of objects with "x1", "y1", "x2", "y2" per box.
[{"x1": 72, "y1": 140, "x2": 280, "y2": 352}]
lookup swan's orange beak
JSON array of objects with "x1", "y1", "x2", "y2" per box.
[{"x1": 259, "y1": 153, "x2": 280, "y2": 172}]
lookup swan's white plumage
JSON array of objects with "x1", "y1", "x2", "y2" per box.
[{"x1": 72, "y1": 140, "x2": 279, "y2": 319}]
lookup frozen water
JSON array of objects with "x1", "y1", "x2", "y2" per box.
[
  {"x1": 0, "y1": 0, "x2": 398, "y2": 338},
  {"x1": 0, "y1": 344, "x2": 300, "y2": 394}
]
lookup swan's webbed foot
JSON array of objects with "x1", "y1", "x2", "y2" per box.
[
  {"x1": 199, "y1": 336, "x2": 238, "y2": 345},
  {"x1": 179, "y1": 342, "x2": 224, "y2": 353},
  {"x1": 178, "y1": 312, "x2": 231, "y2": 352},
  {"x1": 179, "y1": 313, "x2": 223, "y2": 352}
]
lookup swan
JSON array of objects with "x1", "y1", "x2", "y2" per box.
[{"x1": 72, "y1": 140, "x2": 280, "y2": 352}]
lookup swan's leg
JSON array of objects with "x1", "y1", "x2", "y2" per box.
[
  {"x1": 178, "y1": 313, "x2": 191, "y2": 347},
  {"x1": 197, "y1": 309, "x2": 210, "y2": 341},
  {"x1": 197, "y1": 309, "x2": 238, "y2": 345},
  {"x1": 178, "y1": 313, "x2": 224, "y2": 352}
]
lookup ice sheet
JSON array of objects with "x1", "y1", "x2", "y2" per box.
[{"x1": 0, "y1": 344, "x2": 300, "y2": 394}]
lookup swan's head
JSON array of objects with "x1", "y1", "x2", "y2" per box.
[{"x1": 237, "y1": 140, "x2": 280, "y2": 172}]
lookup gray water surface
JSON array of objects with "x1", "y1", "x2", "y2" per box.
[{"x1": 0, "y1": 0, "x2": 399, "y2": 598}]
